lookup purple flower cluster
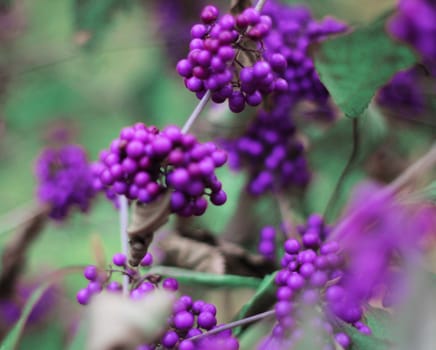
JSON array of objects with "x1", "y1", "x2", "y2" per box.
[
  {"x1": 258, "y1": 226, "x2": 277, "y2": 260},
  {"x1": 35, "y1": 144, "x2": 95, "y2": 220},
  {"x1": 222, "y1": 106, "x2": 310, "y2": 195},
  {"x1": 92, "y1": 123, "x2": 227, "y2": 216},
  {"x1": 261, "y1": 0, "x2": 347, "y2": 107},
  {"x1": 389, "y1": 0, "x2": 436, "y2": 75},
  {"x1": 264, "y1": 214, "x2": 370, "y2": 349},
  {"x1": 177, "y1": 5, "x2": 289, "y2": 112},
  {"x1": 377, "y1": 68, "x2": 425, "y2": 115},
  {"x1": 0, "y1": 281, "x2": 58, "y2": 329}
]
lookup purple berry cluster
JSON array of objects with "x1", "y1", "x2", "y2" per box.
[
  {"x1": 35, "y1": 144, "x2": 96, "y2": 220},
  {"x1": 268, "y1": 214, "x2": 370, "y2": 349},
  {"x1": 76, "y1": 252, "x2": 238, "y2": 350},
  {"x1": 389, "y1": 0, "x2": 436, "y2": 75},
  {"x1": 261, "y1": 0, "x2": 347, "y2": 107},
  {"x1": 377, "y1": 68, "x2": 425, "y2": 115},
  {"x1": 257, "y1": 226, "x2": 277, "y2": 260},
  {"x1": 92, "y1": 123, "x2": 227, "y2": 216},
  {"x1": 140, "y1": 297, "x2": 239, "y2": 350},
  {"x1": 76, "y1": 252, "x2": 173, "y2": 306},
  {"x1": 222, "y1": 106, "x2": 310, "y2": 196},
  {"x1": 177, "y1": 5, "x2": 289, "y2": 113}
]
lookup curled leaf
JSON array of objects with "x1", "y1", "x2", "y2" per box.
[
  {"x1": 127, "y1": 192, "x2": 171, "y2": 266},
  {"x1": 159, "y1": 234, "x2": 226, "y2": 274},
  {"x1": 0, "y1": 205, "x2": 49, "y2": 298},
  {"x1": 160, "y1": 229, "x2": 277, "y2": 277},
  {"x1": 86, "y1": 290, "x2": 174, "y2": 350}
]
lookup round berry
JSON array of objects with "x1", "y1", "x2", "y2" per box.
[
  {"x1": 140, "y1": 252, "x2": 153, "y2": 267},
  {"x1": 197, "y1": 312, "x2": 217, "y2": 330},
  {"x1": 112, "y1": 253, "x2": 127, "y2": 267},
  {"x1": 161, "y1": 330, "x2": 179, "y2": 348},
  {"x1": 174, "y1": 311, "x2": 195, "y2": 330},
  {"x1": 284, "y1": 239, "x2": 300, "y2": 254},
  {"x1": 83, "y1": 265, "x2": 98, "y2": 281},
  {"x1": 162, "y1": 278, "x2": 179, "y2": 291},
  {"x1": 77, "y1": 288, "x2": 90, "y2": 305}
]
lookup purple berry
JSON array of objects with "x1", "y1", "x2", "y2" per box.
[
  {"x1": 210, "y1": 190, "x2": 227, "y2": 205},
  {"x1": 76, "y1": 288, "x2": 90, "y2": 305},
  {"x1": 201, "y1": 5, "x2": 219, "y2": 24},
  {"x1": 84, "y1": 265, "x2": 98, "y2": 281},
  {"x1": 162, "y1": 278, "x2": 179, "y2": 291},
  {"x1": 161, "y1": 330, "x2": 179, "y2": 348},
  {"x1": 197, "y1": 312, "x2": 217, "y2": 330},
  {"x1": 140, "y1": 252, "x2": 153, "y2": 267},
  {"x1": 112, "y1": 253, "x2": 127, "y2": 267},
  {"x1": 284, "y1": 239, "x2": 300, "y2": 254},
  {"x1": 174, "y1": 311, "x2": 195, "y2": 330}
]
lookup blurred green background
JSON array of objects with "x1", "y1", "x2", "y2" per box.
[{"x1": 0, "y1": 0, "x2": 433, "y2": 348}]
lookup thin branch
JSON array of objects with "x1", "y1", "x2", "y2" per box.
[
  {"x1": 119, "y1": 196, "x2": 129, "y2": 295},
  {"x1": 330, "y1": 142, "x2": 436, "y2": 240},
  {"x1": 255, "y1": 0, "x2": 268, "y2": 11},
  {"x1": 385, "y1": 142, "x2": 436, "y2": 195},
  {"x1": 275, "y1": 192, "x2": 294, "y2": 238},
  {"x1": 323, "y1": 118, "x2": 360, "y2": 222},
  {"x1": 181, "y1": 90, "x2": 211, "y2": 134},
  {"x1": 189, "y1": 309, "x2": 275, "y2": 341}
]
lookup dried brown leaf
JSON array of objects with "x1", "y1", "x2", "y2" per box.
[
  {"x1": 87, "y1": 290, "x2": 173, "y2": 350},
  {"x1": 91, "y1": 234, "x2": 106, "y2": 269},
  {"x1": 0, "y1": 204, "x2": 49, "y2": 298},
  {"x1": 217, "y1": 238, "x2": 277, "y2": 277},
  {"x1": 159, "y1": 234, "x2": 225, "y2": 274},
  {"x1": 365, "y1": 144, "x2": 408, "y2": 183},
  {"x1": 161, "y1": 230, "x2": 277, "y2": 277},
  {"x1": 222, "y1": 190, "x2": 258, "y2": 245},
  {"x1": 230, "y1": 0, "x2": 253, "y2": 14},
  {"x1": 127, "y1": 192, "x2": 171, "y2": 266}
]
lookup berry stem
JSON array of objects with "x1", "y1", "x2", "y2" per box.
[
  {"x1": 181, "y1": 90, "x2": 211, "y2": 134},
  {"x1": 119, "y1": 195, "x2": 129, "y2": 295},
  {"x1": 188, "y1": 309, "x2": 275, "y2": 341},
  {"x1": 255, "y1": 0, "x2": 268, "y2": 12},
  {"x1": 275, "y1": 192, "x2": 293, "y2": 238}
]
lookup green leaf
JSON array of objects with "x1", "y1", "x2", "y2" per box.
[
  {"x1": 305, "y1": 104, "x2": 387, "y2": 218},
  {"x1": 363, "y1": 306, "x2": 394, "y2": 341},
  {"x1": 314, "y1": 11, "x2": 416, "y2": 118},
  {"x1": 233, "y1": 273, "x2": 276, "y2": 337},
  {"x1": 417, "y1": 181, "x2": 436, "y2": 203},
  {"x1": 67, "y1": 320, "x2": 89, "y2": 350},
  {"x1": 149, "y1": 266, "x2": 262, "y2": 289},
  {"x1": 337, "y1": 306, "x2": 395, "y2": 350},
  {"x1": 0, "y1": 282, "x2": 52, "y2": 350},
  {"x1": 239, "y1": 321, "x2": 273, "y2": 350},
  {"x1": 342, "y1": 323, "x2": 393, "y2": 350}
]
